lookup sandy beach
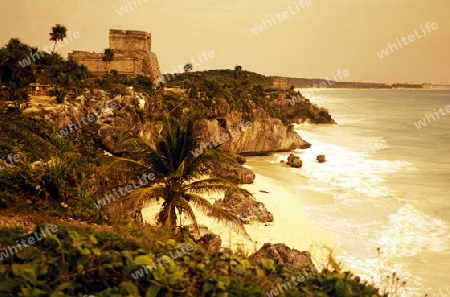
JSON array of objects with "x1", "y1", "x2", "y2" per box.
[{"x1": 142, "y1": 156, "x2": 340, "y2": 267}]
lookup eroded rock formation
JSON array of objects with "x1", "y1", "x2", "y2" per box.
[
  {"x1": 249, "y1": 243, "x2": 316, "y2": 270},
  {"x1": 214, "y1": 189, "x2": 274, "y2": 224}
]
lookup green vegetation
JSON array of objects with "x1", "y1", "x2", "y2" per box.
[
  {"x1": 162, "y1": 68, "x2": 291, "y2": 123},
  {"x1": 0, "y1": 114, "x2": 109, "y2": 223},
  {"x1": 0, "y1": 225, "x2": 385, "y2": 297},
  {"x1": 110, "y1": 114, "x2": 249, "y2": 235},
  {"x1": 0, "y1": 37, "x2": 379, "y2": 296},
  {"x1": 0, "y1": 38, "x2": 89, "y2": 102}
]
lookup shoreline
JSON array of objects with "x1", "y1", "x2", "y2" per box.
[
  {"x1": 242, "y1": 157, "x2": 342, "y2": 266},
  {"x1": 142, "y1": 155, "x2": 341, "y2": 268}
]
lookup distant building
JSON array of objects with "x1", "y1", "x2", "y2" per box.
[
  {"x1": 69, "y1": 29, "x2": 162, "y2": 81},
  {"x1": 421, "y1": 83, "x2": 433, "y2": 89},
  {"x1": 28, "y1": 83, "x2": 51, "y2": 96},
  {"x1": 272, "y1": 77, "x2": 289, "y2": 90}
]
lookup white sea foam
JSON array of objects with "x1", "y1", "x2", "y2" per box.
[
  {"x1": 281, "y1": 127, "x2": 447, "y2": 296},
  {"x1": 278, "y1": 128, "x2": 415, "y2": 203},
  {"x1": 377, "y1": 204, "x2": 450, "y2": 257}
]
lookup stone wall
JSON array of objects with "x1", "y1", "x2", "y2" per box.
[
  {"x1": 147, "y1": 52, "x2": 162, "y2": 81},
  {"x1": 69, "y1": 29, "x2": 161, "y2": 80},
  {"x1": 272, "y1": 77, "x2": 289, "y2": 90},
  {"x1": 109, "y1": 29, "x2": 151, "y2": 52},
  {"x1": 69, "y1": 52, "x2": 105, "y2": 74}
]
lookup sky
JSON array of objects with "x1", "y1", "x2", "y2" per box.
[{"x1": 1, "y1": 0, "x2": 449, "y2": 84}]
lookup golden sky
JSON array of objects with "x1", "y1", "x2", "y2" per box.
[{"x1": 2, "y1": 0, "x2": 449, "y2": 84}]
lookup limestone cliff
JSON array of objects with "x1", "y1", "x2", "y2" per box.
[
  {"x1": 269, "y1": 91, "x2": 336, "y2": 124},
  {"x1": 195, "y1": 109, "x2": 309, "y2": 155},
  {"x1": 23, "y1": 92, "x2": 310, "y2": 156}
]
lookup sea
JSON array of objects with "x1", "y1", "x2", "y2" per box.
[{"x1": 247, "y1": 89, "x2": 450, "y2": 297}]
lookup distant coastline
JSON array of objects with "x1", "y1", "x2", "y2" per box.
[
  {"x1": 298, "y1": 87, "x2": 449, "y2": 91},
  {"x1": 282, "y1": 77, "x2": 450, "y2": 90}
]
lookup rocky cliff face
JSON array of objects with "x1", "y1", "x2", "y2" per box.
[
  {"x1": 214, "y1": 189, "x2": 274, "y2": 224},
  {"x1": 269, "y1": 91, "x2": 335, "y2": 124},
  {"x1": 22, "y1": 91, "x2": 311, "y2": 155},
  {"x1": 195, "y1": 109, "x2": 310, "y2": 155}
]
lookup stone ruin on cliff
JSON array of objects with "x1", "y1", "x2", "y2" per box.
[{"x1": 69, "y1": 29, "x2": 162, "y2": 81}]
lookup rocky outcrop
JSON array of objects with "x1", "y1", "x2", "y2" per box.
[
  {"x1": 214, "y1": 189, "x2": 273, "y2": 224},
  {"x1": 197, "y1": 233, "x2": 221, "y2": 252},
  {"x1": 213, "y1": 163, "x2": 255, "y2": 184},
  {"x1": 23, "y1": 91, "x2": 311, "y2": 156},
  {"x1": 286, "y1": 153, "x2": 303, "y2": 168},
  {"x1": 249, "y1": 243, "x2": 316, "y2": 270},
  {"x1": 316, "y1": 154, "x2": 326, "y2": 163},
  {"x1": 235, "y1": 155, "x2": 246, "y2": 165},
  {"x1": 195, "y1": 108, "x2": 310, "y2": 155},
  {"x1": 185, "y1": 225, "x2": 222, "y2": 252},
  {"x1": 269, "y1": 91, "x2": 335, "y2": 124}
]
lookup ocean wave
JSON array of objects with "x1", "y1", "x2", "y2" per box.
[
  {"x1": 276, "y1": 129, "x2": 416, "y2": 203},
  {"x1": 377, "y1": 204, "x2": 450, "y2": 257}
]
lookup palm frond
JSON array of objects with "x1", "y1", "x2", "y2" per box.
[
  {"x1": 122, "y1": 185, "x2": 168, "y2": 209},
  {"x1": 187, "y1": 193, "x2": 251, "y2": 240},
  {"x1": 185, "y1": 177, "x2": 246, "y2": 196},
  {"x1": 107, "y1": 157, "x2": 151, "y2": 174},
  {"x1": 184, "y1": 148, "x2": 236, "y2": 181}
]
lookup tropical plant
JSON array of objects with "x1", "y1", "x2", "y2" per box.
[
  {"x1": 109, "y1": 114, "x2": 249, "y2": 236},
  {"x1": 0, "y1": 225, "x2": 385, "y2": 296},
  {"x1": 102, "y1": 48, "x2": 114, "y2": 74},
  {"x1": 49, "y1": 24, "x2": 67, "y2": 53},
  {"x1": 0, "y1": 39, "x2": 35, "y2": 100},
  {"x1": 49, "y1": 87, "x2": 66, "y2": 103},
  {"x1": 32, "y1": 157, "x2": 74, "y2": 203},
  {"x1": 184, "y1": 62, "x2": 193, "y2": 72}
]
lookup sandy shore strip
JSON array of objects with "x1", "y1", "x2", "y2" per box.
[{"x1": 142, "y1": 156, "x2": 340, "y2": 266}]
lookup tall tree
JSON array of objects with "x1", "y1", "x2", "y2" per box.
[
  {"x1": 184, "y1": 62, "x2": 193, "y2": 72},
  {"x1": 49, "y1": 24, "x2": 67, "y2": 53},
  {"x1": 0, "y1": 39, "x2": 34, "y2": 100},
  {"x1": 109, "y1": 114, "x2": 249, "y2": 237},
  {"x1": 102, "y1": 49, "x2": 114, "y2": 74}
]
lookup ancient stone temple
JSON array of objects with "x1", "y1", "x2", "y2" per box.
[{"x1": 69, "y1": 29, "x2": 162, "y2": 80}]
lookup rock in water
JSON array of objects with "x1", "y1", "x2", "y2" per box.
[
  {"x1": 291, "y1": 158, "x2": 303, "y2": 168},
  {"x1": 316, "y1": 154, "x2": 326, "y2": 163},
  {"x1": 286, "y1": 153, "x2": 302, "y2": 168},
  {"x1": 287, "y1": 153, "x2": 295, "y2": 165}
]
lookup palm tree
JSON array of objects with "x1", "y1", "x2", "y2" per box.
[
  {"x1": 109, "y1": 114, "x2": 249, "y2": 237},
  {"x1": 49, "y1": 24, "x2": 67, "y2": 53},
  {"x1": 102, "y1": 49, "x2": 114, "y2": 74},
  {"x1": 184, "y1": 62, "x2": 193, "y2": 72}
]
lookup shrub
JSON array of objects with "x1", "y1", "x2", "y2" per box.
[
  {"x1": 0, "y1": 226, "x2": 384, "y2": 297},
  {"x1": 49, "y1": 87, "x2": 67, "y2": 103}
]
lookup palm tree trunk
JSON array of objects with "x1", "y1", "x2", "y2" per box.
[{"x1": 52, "y1": 40, "x2": 57, "y2": 53}]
